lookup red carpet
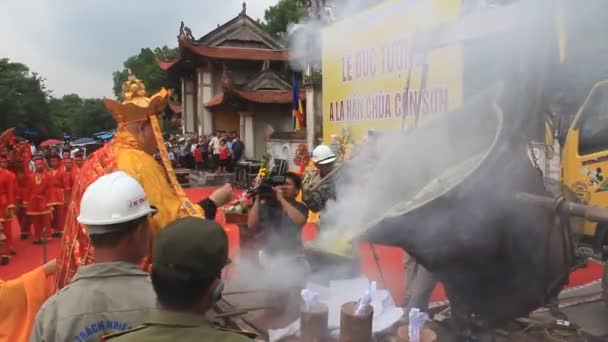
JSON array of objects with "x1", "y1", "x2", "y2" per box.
[{"x1": 1, "y1": 187, "x2": 603, "y2": 305}]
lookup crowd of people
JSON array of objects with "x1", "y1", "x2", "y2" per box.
[
  {"x1": 0, "y1": 75, "x2": 342, "y2": 342},
  {"x1": 0, "y1": 139, "x2": 87, "y2": 266},
  {"x1": 159, "y1": 130, "x2": 245, "y2": 173}
]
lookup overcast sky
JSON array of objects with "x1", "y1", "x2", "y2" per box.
[{"x1": 0, "y1": 0, "x2": 278, "y2": 99}]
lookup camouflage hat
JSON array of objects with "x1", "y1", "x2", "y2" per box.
[{"x1": 153, "y1": 217, "x2": 229, "y2": 280}]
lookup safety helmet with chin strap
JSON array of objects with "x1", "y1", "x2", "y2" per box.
[{"x1": 312, "y1": 144, "x2": 337, "y2": 165}]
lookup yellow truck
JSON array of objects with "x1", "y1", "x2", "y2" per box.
[{"x1": 561, "y1": 80, "x2": 608, "y2": 300}]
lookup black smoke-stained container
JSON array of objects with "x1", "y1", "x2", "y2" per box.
[{"x1": 359, "y1": 85, "x2": 574, "y2": 327}]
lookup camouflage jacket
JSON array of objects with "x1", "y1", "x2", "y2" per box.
[{"x1": 302, "y1": 173, "x2": 336, "y2": 213}]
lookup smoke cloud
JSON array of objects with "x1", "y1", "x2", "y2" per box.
[{"x1": 276, "y1": 0, "x2": 608, "y2": 325}]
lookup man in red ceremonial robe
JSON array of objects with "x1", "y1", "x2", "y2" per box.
[
  {"x1": 70, "y1": 152, "x2": 83, "y2": 192},
  {"x1": 60, "y1": 150, "x2": 71, "y2": 172},
  {"x1": 14, "y1": 159, "x2": 31, "y2": 240},
  {"x1": 0, "y1": 153, "x2": 17, "y2": 265},
  {"x1": 47, "y1": 154, "x2": 65, "y2": 237},
  {"x1": 8, "y1": 139, "x2": 33, "y2": 240},
  {"x1": 62, "y1": 155, "x2": 75, "y2": 220},
  {"x1": 73, "y1": 153, "x2": 84, "y2": 170},
  {"x1": 26, "y1": 157, "x2": 52, "y2": 244}
]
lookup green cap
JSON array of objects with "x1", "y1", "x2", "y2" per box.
[{"x1": 153, "y1": 217, "x2": 229, "y2": 280}]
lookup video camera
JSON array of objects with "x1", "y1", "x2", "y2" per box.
[{"x1": 249, "y1": 159, "x2": 289, "y2": 201}]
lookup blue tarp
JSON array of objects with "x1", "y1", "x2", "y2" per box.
[
  {"x1": 98, "y1": 132, "x2": 114, "y2": 140},
  {"x1": 94, "y1": 131, "x2": 114, "y2": 140},
  {"x1": 72, "y1": 137, "x2": 97, "y2": 146}
]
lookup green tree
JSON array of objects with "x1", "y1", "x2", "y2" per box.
[
  {"x1": 48, "y1": 94, "x2": 113, "y2": 137},
  {"x1": 0, "y1": 58, "x2": 51, "y2": 135},
  {"x1": 112, "y1": 46, "x2": 180, "y2": 101},
  {"x1": 258, "y1": 0, "x2": 307, "y2": 37}
]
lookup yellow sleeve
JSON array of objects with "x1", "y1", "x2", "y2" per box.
[{"x1": 116, "y1": 148, "x2": 184, "y2": 234}]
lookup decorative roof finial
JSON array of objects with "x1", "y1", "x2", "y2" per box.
[{"x1": 241, "y1": 2, "x2": 247, "y2": 15}]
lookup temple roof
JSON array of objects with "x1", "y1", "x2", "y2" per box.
[
  {"x1": 205, "y1": 89, "x2": 305, "y2": 108},
  {"x1": 158, "y1": 3, "x2": 289, "y2": 71},
  {"x1": 244, "y1": 69, "x2": 292, "y2": 91},
  {"x1": 197, "y1": 2, "x2": 285, "y2": 50}
]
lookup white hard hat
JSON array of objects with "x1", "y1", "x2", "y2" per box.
[
  {"x1": 312, "y1": 144, "x2": 337, "y2": 165},
  {"x1": 78, "y1": 171, "x2": 157, "y2": 230}
]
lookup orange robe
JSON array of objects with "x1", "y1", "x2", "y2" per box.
[{"x1": 0, "y1": 266, "x2": 51, "y2": 342}]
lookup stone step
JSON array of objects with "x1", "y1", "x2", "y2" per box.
[{"x1": 189, "y1": 171, "x2": 235, "y2": 187}]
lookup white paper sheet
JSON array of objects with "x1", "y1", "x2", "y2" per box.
[{"x1": 268, "y1": 277, "x2": 404, "y2": 341}]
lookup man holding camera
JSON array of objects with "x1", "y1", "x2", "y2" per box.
[{"x1": 247, "y1": 172, "x2": 308, "y2": 257}]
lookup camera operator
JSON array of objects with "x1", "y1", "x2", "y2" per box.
[{"x1": 247, "y1": 172, "x2": 309, "y2": 257}]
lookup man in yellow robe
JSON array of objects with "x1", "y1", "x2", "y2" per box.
[
  {"x1": 55, "y1": 75, "x2": 232, "y2": 290},
  {"x1": 0, "y1": 259, "x2": 56, "y2": 342}
]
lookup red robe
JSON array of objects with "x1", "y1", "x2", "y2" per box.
[
  {"x1": 14, "y1": 170, "x2": 30, "y2": 208},
  {"x1": 0, "y1": 169, "x2": 16, "y2": 222},
  {"x1": 63, "y1": 167, "x2": 75, "y2": 207},
  {"x1": 25, "y1": 172, "x2": 51, "y2": 216},
  {"x1": 46, "y1": 169, "x2": 65, "y2": 207}
]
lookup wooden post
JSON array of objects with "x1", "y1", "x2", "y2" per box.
[
  {"x1": 300, "y1": 303, "x2": 329, "y2": 342},
  {"x1": 339, "y1": 301, "x2": 373, "y2": 342}
]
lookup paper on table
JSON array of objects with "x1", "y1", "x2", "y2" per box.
[
  {"x1": 269, "y1": 277, "x2": 404, "y2": 340},
  {"x1": 305, "y1": 282, "x2": 330, "y2": 301},
  {"x1": 374, "y1": 307, "x2": 404, "y2": 332},
  {"x1": 269, "y1": 320, "x2": 300, "y2": 342}
]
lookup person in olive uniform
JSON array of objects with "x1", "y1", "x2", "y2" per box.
[
  {"x1": 302, "y1": 144, "x2": 337, "y2": 213},
  {"x1": 103, "y1": 217, "x2": 251, "y2": 342}
]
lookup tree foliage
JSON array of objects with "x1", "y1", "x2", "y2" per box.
[
  {"x1": 0, "y1": 58, "x2": 114, "y2": 140},
  {"x1": 0, "y1": 58, "x2": 51, "y2": 136},
  {"x1": 112, "y1": 46, "x2": 180, "y2": 101},
  {"x1": 258, "y1": 0, "x2": 307, "y2": 37},
  {"x1": 48, "y1": 95, "x2": 113, "y2": 137}
]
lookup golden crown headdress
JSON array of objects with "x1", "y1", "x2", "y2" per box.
[{"x1": 103, "y1": 71, "x2": 169, "y2": 126}]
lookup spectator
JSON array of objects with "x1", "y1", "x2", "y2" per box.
[
  {"x1": 194, "y1": 145, "x2": 204, "y2": 170},
  {"x1": 201, "y1": 137, "x2": 210, "y2": 169},
  {"x1": 167, "y1": 149, "x2": 176, "y2": 166},
  {"x1": 209, "y1": 131, "x2": 221, "y2": 172},
  {"x1": 179, "y1": 142, "x2": 188, "y2": 168},
  {"x1": 218, "y1": 140, "x2": 230, "y2": 174},
  {"x1": 232, "y1": 135, "x2": 244, "y2": 163},
  {"x1": 226, "y1": 132, "x2": 235, "y2": 151}
]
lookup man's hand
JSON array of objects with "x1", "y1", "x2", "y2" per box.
[
  {"x1": 209, "y1": 183, "x2": 234, "y2": 207},
  {"x1": 273, "y1": 186, "x2": 286, "y2": 203},
  {"x1": 43, "y1": 259, "x2": 57, "y2": 276}
]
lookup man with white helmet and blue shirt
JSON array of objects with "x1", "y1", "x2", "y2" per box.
[{"x1": 31, "y1": 171, "x2": 158, "y2": 342}]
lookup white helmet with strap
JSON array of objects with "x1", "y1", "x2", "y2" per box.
[
  {"x1": 78, "y1": 171, "x2": 157, "y2": 232},
  {"x1": 312, "y1": 144, "x2": 337, "y2": 165}
]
